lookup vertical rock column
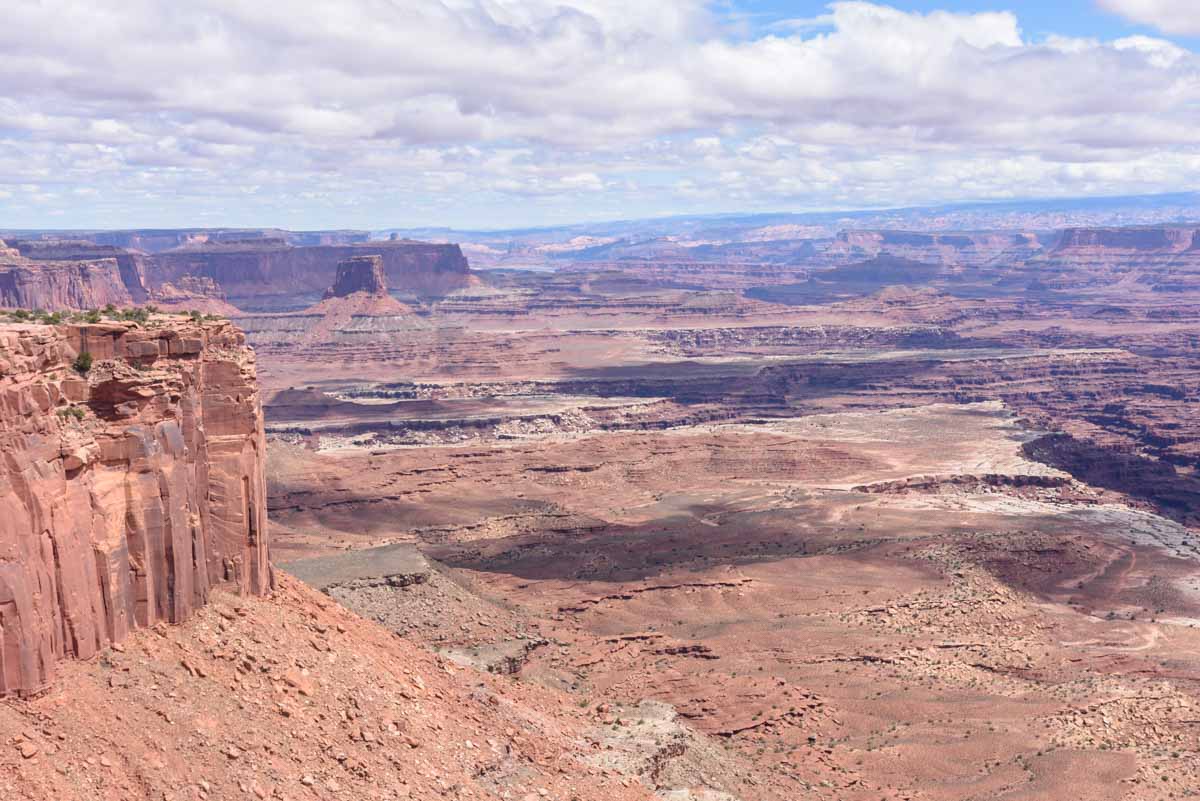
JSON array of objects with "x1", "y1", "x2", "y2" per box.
[{"x1": 0, "y1": 318, "x2": 271, "y2": 697}]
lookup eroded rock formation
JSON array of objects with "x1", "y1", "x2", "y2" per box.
[
  {"x1": 0, "y1": 234, "x2": 474, "y2": 313},
  {"x1": 0, "y1": 259, "x2": 133, "y2": 311},
  {"x1": 825, "y1": 230, "x2": 1045, "y2": 267},
  {"x1": 10, "y1": 240, "x2": 148, "y2": 303},
  {"x1": 0, "y1": 317, "x2": 270, "y2": 696},
  {"x1": 324, "y1": 255, "x2": 388, "y2": 299},
  {"x1": 148, "y1": 275, "x2": 241, "y2": 316},
  {"x1": 145, "y1": 239, "x2": 473, "y2": 306}
]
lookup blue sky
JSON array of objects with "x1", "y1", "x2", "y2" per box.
[
  {"x1": 732, "y1": 0, "x2": 1193, "y2": 41},
  {"x1": 0, "y1": 0, "x2": 1197, "y2": 230}
]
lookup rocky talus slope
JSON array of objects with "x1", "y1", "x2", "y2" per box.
[
  {"x1": 0, "y1": 576, "x2": 656, "y2": 801},
  {"x1": 0, "y1": 317, "x2": 660, "y2": 801},
  {"x1": 0, "y1": 317, "x2": 271, "y2": 697}
]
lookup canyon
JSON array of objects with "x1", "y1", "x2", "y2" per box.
[
  {"x1": 4, "y1": 220, "x2": 1200, "y2": 799},
  {"x1": 0, "y1": 235, "x2": 472, "y2": 314}
]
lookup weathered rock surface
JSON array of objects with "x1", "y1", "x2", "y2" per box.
[
  {"x1": 323, "y1": 255, "x2": 388, "y2": 299},
  {"x1": 145, "y1": 239, "x2": 474, "y2": 307},
  {"x1": 147, "y1": 275, "x2": 241, "y2": 316},
  {"x1": 0, "y1": 235, "x2": 473, "y2": 312},
  {"x1": 824, "y1": 229, "x2": 1045, "y2": 267},
  {"x1": 1032, "y1": 225, "x2": 1200, "y2": 293},
  {"x1": 0, "y1": 259, "x2": 133, "y2": 311},
  {"x1": 0, "y1": 317, "x2": 270, "y2": 696},
  {"x1": 9, "y1": 240, "x2": 148, "y2": 302}
]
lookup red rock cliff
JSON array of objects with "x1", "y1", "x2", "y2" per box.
[
  {"x1": 145, "y1": 240, "x2": 474, "y2": 304},
  {"x1": 11, "y1": 240, "x2": 148, "y2": 303},
  {"x1": 1053, "y1": 226, "x2": 1199, "y2": 252},
  {"x1": 0, "y1": 258, "x2": 133, "y2": 311},
  {"x1": 0, "y1": 317, "x2": 271, "y2": 697},
  {"x1": 826, "y1": 230, "x2": 1043, "y2": 266},
  {"x1": 1036, "y1": 226, "x2": 1200, "y2": 292},
  {"x1": 324, "y1": 255, "x2": 387, "y2": 298}
]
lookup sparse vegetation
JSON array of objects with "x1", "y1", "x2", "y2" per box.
[
  {"x1": 114, "y1": 306, "x2": 151, "y2": 324},
  {"x1": 57, "y1": 406, "x2": 85, "y2": 421},
  {"x1": 72, "y1": 352, "x2": 93, "y2": 375},
  {"x1": 2, "y1": 308, "x2": 64, "y2": 324},
  {"x1": 1, "y1": 304, "x2": 226, "y2": 328}
]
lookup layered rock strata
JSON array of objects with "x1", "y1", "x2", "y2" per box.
[
  {"x1": 824, "y1": 230, "x2": 1045, "y2": 267},
  {"x1": 9, "y1": 240, "x2": 148, "y2": 302},
  {"x1": 145, "y1": 239, "x2": 473, "y2": 304},
  {"x1": 0, "y1": 317, "x2": 270, "y2": 696},
  {"x1": 0, "y1": 259, "x2": 133, "y2": 311},
  {"x1": 324, "y1": 255, "x2": 388, "y2": 298}
]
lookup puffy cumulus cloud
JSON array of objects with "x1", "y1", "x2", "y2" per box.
[
  {"x1": 0, "y1": 1, "x2": 1197, "y2": 227},
  {"x1": 1099, "y1": 0, "x2": 1200, "y2": 36}
]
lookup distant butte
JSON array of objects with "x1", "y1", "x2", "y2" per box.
[
  {"x1": 324, "y1": 254, "x2": 389, "y2": 299},
  {"x1": 305, "y1": 255, "x2": 413, "y2": 318}
]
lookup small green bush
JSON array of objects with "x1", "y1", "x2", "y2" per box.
[
  {"x1": 57, "y1": 406, "x2": 85, "y2": 421},
  {"x1": 73, "y1": 352, "x2": 93, "y2": 375}
]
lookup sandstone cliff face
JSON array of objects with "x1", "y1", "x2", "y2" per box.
[
  {"x1": 1054, "y1": 226, "x2": 1198, "y2": 251},
  {"x1": 0, "y1": 259, "x2": 133, "y2": 311},
  {"x1": 826, "y1": 230, "x2": 1044, "y2": 266},
  {"x1": 148, "y1": 275, "x2": 241, "y2": 317},
  {"x1": 324, "y1": 255, "x2": 387, "y2": 298},
  {"x1": 0, "y1": 317, "x2": 270, "y2": 697},
  {"x1": 145, "y1": 240, "x2": 473, "y2": 307},
  {"x1": 1035, "y1": 225, "x2": 1200, "y2": 292},
  {"x1": 11, "y1": 240, "x2": 148, "y2": 302}
]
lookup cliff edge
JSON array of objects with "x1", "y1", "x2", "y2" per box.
[{"x1": 0, "y1": 315, "x2": 271, "y2": 697}]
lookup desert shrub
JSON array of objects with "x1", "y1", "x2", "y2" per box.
[
  {"x1": 72, "y1": 352, "x2": 93, "y2": 375},
  {"x1": 57, "y1": 406, "x2": 85, "y2": 421}
]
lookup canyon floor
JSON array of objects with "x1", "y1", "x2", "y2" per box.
[
  {"x1": 257, "y1": 265, "x2": 1200, "y2": 800},
  {"x1": 7, "y1": 230, "x2": 1200, "y2": 799}
]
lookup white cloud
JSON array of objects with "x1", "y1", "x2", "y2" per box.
[
  {"x1": 1099, "y1": 0, "x2": 1200, "y2": 36},
  {"x1": 0, "y1": 1, "x2": 1196, "y2": 227}
]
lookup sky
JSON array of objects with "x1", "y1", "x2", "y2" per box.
[{"x1": 0, "y1": 0, "x2": 1198, "y2": 230}]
